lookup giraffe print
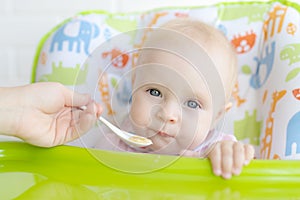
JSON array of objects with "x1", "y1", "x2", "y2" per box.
[{"x1": 260, "y1": 90, "x2": 286, "y2": 159}]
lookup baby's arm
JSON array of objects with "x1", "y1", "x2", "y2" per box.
[{"x1": 207, "y1": 140, "x2": 254, "y2": 179}]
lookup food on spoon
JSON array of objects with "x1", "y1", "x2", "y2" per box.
[{"x1": 129, "y1": 136, "x2": 152, "y2": 145}]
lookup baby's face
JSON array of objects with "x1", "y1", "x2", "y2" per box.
[{"x1": 129, "y1": 52, "x2": 219, "y2": 155}]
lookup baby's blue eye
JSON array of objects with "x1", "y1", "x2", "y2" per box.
[
  {"x1": 147, "y1": 89, "x2": 161, "y2": 97},
  {"x1": 186, "y1": 100, "x2": 200, "y2": 109}
]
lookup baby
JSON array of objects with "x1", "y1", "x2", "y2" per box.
[{"x1": 95, "y1": 18, "x2": 254, "y2": 179}]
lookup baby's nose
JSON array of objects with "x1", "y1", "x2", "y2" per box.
[
  {"x1": 161, "y1": 110, "x2": 178, "y2": 124},
  {"x1": 158, "y1": 101, "x2": 181, "y2": 124},
  {"x1": 167, "y1": 115, "x2": 178, "y2": 124}
]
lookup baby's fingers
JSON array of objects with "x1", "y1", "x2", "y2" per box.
[
  {"x1": 244, "y1": 144, "x2": 255, "y2": 165},
  {"x1": 220, "y1": 141, "x2": 234, "y2": 179},
  {"x1": 208, "y1": 142, "x2": 222, "y2": 176},
  {"x1": 232, "y1": 142, "x2": 245, "y2": 176}
]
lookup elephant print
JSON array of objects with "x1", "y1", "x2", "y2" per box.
[
  {"x1": 50, "y1": 20, "x2": 100, "y2": 55},
  {"x1": 250, "y1": 41, "x2": 275, "y2": 89},
  {"x1": 285, "y1": 111, "x2": 300, "y2": 156}
]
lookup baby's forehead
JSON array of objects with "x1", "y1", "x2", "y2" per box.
[
  {"x1": 135, "y1": 54, "x2": 213, "y2": 90},
  {"x1": 137, "y1": 45, "x2": 230, "y2": 79},
  {"x1": 138, "y1": 27, "x2": 233, "y2": 66},
  {"x1": 137, "y1": 48, "x2": 189, "y2": 66},
  {"x1": 135, "y1": 63, "x2": 212, "y2": 100}
]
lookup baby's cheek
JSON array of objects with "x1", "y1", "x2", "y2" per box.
[
  {"x1": 179, "y1": 115, "x2": 211, "y2": 150},
  {"x1": 192, "y1": 127, "x2": 210, "y2": 148},
  {"x1": 130, "y1": 100, "x2": 151, "y2": 127}
]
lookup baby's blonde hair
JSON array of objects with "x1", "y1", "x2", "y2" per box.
[{"x1": 157, "y1": 18, "x2": 237, "y2": 101}]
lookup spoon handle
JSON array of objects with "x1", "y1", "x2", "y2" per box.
[{"x1": 98, "y1": 116, "x2": 125, "y2": 138}]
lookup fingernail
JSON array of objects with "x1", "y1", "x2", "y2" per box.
[
  {"x1": 222, "y1": 173, "x2": 232, "y2": 179},
  {"x1": 214, "y1": 169, "x2": 222, "y2": 176},
  {"x1": 233, "y1": 168, "x2": 241, "y2": 175},
  {"x1": 244, "y1": 160, "x2": 250, "y2": 165},
  {"x1": 80, "y1": 106, "x2": 87, "y2": 110}
]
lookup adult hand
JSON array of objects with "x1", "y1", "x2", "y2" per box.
[{"x1": 0, "y1": 82, "x2": 102, "y2": 147}]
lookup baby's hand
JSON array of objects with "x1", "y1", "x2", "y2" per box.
[{"x1": 208, "y1": 140, "x2": 254, "y2": 179}]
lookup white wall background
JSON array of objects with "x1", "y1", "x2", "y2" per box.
[{"x1": 0, "y1": 0, "x2": 297, "y2": 87}]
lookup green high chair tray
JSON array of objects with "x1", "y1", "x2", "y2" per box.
[{"x1": 0, "y1": 141, "x2": 300, "y2": 199}]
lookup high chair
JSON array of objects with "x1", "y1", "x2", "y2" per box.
[
  {"x1": 32, "y1": 0, "x2": 300, "y2": 160},
  {"x1": 2, "y1": 1, "x2": 299, "y2": 199}
]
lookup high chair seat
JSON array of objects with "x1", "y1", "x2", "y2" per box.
[{"x1": 32, "y1": 0, "x2": 300, "y2": 159}]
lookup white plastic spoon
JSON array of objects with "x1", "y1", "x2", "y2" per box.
[{"x1": 98, "y1": 116, "x2": 153, "y2": 148}]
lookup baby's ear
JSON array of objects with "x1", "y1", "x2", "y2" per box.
[
  {"x1": 212, "y1": 102, "x2": 233, "y2": 129},
  {"x1": 225, "y1": 102, "x2": 233, "y2": 112},
  {"x1": 217, "y1": 102, "x2": 232, "y2": 117}
]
